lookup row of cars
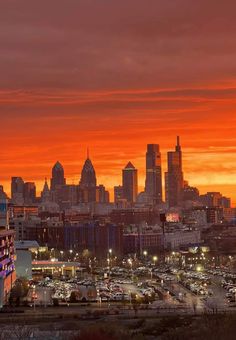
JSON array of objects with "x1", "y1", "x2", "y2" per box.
[
  {"x1": 180, "y1": 271, "x2": 213, "y2": 297},
  {"x1": 96, "y1": 279, "x2": 156, "y2": 302},
  {"x1": 208, "y1": 269, "x2": 236, "y2": 281},
  {"x1": 221, "y1": 280, "x2": 236, "y2": 303}
]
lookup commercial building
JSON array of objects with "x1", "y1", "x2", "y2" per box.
[
  {"x1": 50, "y1": 161, "x2": 66, "y2": 191},
  {"x1": 11, "y1": 177, "x2": 24, "y2": 205},
  {"x1": 23, "y1": 182, "x2": 36, "y2": 204},
  {"x1": 145, "y1": 144, "x2": 163, "y2": 205},
  {"x1": 79, "y1": 157, "x2": 97, "y2": 203},
  {"x1": 122, "y1": 162, "x2": 138, "y2": 204},
  {"x1": 164, "y1": 229, "x2": 201, "y2": 251},
  {"x1": 165, "y1": 136, "x2": 184, "y2": 207},
  {"x1": 64, "y1": 222, "x2": 123, "y2": 258}
]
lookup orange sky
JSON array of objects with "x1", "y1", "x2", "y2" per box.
[
  {"x1": 1, "y1": 86, "x2": 236, "y2": 204},
  {"x1": 1, "y1": 1, "x2": 236, "y2": 204}
]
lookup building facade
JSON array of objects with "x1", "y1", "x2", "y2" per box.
[{"x1": 145, "y1": 144, "x2": 163, "y2": 205}]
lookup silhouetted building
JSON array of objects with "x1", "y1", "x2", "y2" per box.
[
  {"x1": 165, "y1": 136, "x2": 184, "y2": 207},
  {"x1": 50, "y1": 161, "x2": 66, "y2": 191},
  {"x1": 96, "y1": 185, "x2": 109, "y2": 203},
  {"x1": 79, "y1": 156, "x2": 97, "y2": 203},
  {"x1": 23, "y1": 182, "x2": 36, "y2": 204},
  {"x1": 114, "y1": 186, "x2": 123, "y2": 203},
  {"x1": 220, "y1": 197, "x2": 231, "y2": 208},
  {"x1": 145, "y1": 144, "x2": 162, "y2": 204},
  {"x1": 41, "y1": 178, "x2": 50, "y2": 202},
  {"x1": 122, "y1": 162, "x2": 138, "y2": 203},
  {"x1": 0, "y1": 186, "x2": 7, "y2": 200},
  {"x1": 56, "y1": 184, "x2": 78, "y2": 209},
  {"x1": 181, "y1": 185, "x2": 199, "y2": 202},
  {"x1": 11, "y1": 177, "x2": 24, "y2": 205}
]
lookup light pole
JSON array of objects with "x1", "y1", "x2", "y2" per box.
[
  {"x1": 44, "y1": 290, "x2": 47, "y2": 308},
  {"x1": 128, "y1": 258, "x2": 133, "y2": 281},
  {"x1": 109, "y1": 248, "x2": 112, "y2": 270},
  {"x1": 153, "y1": 256, "x2": 158, "y2": 266},
  {"x1": 143, "y1": 250, "x2": 148, "y2": 263},
  {"x1": 107, "y1": 258, "x2": 110, "y2": 279},
  {"x1": 160, "y1": 213, "x2": 166, "y2": 264},
  {"x1": 32, "y1": 285, "x2": 36, "y2": 312}
]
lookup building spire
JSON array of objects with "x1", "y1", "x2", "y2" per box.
[
  {"x1": 87, "y1": 147, "x2": 89, "y2": 159},
  {"x1": 176, "y1": 136, "x2": 181, "y2": 152}
]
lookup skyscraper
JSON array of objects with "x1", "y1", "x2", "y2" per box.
[
  {"x1": 11, "y1": 177, "x2": 24, "y2": 205},
  {"x1": 41, "y1": 178, "x2": 50, "y2": 202},
  {"x1": 145, "y1": 144, "x2": 163, "y2": 205},
  {"x1": 23, "y1": 182, "x2": 36, "y2": 204},
  {"x1": 165, "y1": 136, "x2": 184, "y2": 207},
  {"x1": 122, "y1": 162, "x2": 138, "y2": 204},
  {"x1": 50, "y1": 161, "x2": 66, "y2": 190},
  {"x1": 79, "y1": 156, "x2": 97, "y2": 202}
]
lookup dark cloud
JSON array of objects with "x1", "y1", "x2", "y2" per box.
[{"x1": 0, "y1": 0, "x2": 236, "y2": 90}]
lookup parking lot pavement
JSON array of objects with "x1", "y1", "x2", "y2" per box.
[
  {"x1": 171, "y1": 282, "x2": 205, "y2": 312},
  {"x1": 209, "y1": 276, "x2": 228, "y2": 309}
]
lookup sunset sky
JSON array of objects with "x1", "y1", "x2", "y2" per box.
[{"x1": 1, "y1": 0, "x2": 236, "y2": 204}]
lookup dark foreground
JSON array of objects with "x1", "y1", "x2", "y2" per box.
[{"x1": 1, "y1": 309, "x2": 236, "y2": 340}]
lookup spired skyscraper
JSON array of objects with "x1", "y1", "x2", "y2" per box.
[
  {"x1": 165, "y1": 136, "x2": 184, "y2": 207},
  {"x1": 50, "y1": 161, "x2": 66, "y2": 190},
  {"x1": 79, "y1": 154, "x2": 97, "y2": 203},
  {"x1": 145, "y1": 144, "x2": 163, "y2": 205},
  {"x1": 122, "y1": 162, "x2": 138, "y2": 204}
]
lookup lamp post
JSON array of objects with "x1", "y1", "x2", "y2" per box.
[
  {"x1": 107, "y1": 258, "x2": 110, "y2": 278},
  {"x1": 153, "y1": 256, "x2": 158, "y2": 266},
  {"x1": 128, "y1": 258, "x2": 133, "y2": 281},
  {"x1": 44, "y1": 290, "x2": 47, "y2": 308},
  {"x1": 32, "y1": 285, "x2": 36, "y2": 312},
  {"x1": 160, "y1": 213, "x2": 166, "y2": 264},
  {"x1": 143, "y1": 250, "x2": 148, "y2": 263}
]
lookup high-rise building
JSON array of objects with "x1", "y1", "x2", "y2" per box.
[
  {"x1": 114, "y1": 185, "x2": 123, "y2": 203},
  {"x1": 41, "y1": 178, "x2": 50, "y2": 202},
  {"x1": 96, "y1": 185, "x2": 110, "y2": 203},
  {"x1": 145, "y1": 144, "x2": 163, "y2": 205},
  {"x1": 50, "y1": 161, "x2": 66, "y2": 191},
  {"x1": 0, "y1": 186, "x2": 7, "y2": 200},
  {"x1": 11, "y1": 177, "x2": 24, "y2": 205},
  {"x1": 23, "y1": 182, "x2": 36, "y2": 204},
  {"x1": 79, "y1": 156, "x2": 97, "y2": 202},
  {"x1": 122, "y1": 162, "x2": 138, "y2": 204},
  {"x1": 165, "y1": 136, "x2": 184, "y2": 207}
]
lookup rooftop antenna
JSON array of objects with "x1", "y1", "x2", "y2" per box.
[
  {"x1": 87, "y1": 147, "x2": 89, "y2": 159},
  {"x1": 177, "y1": 136, "x2": 180, "y2": 146},
  {"x1": 176, "y1": 136, "x2": 181, "y2": 152}
]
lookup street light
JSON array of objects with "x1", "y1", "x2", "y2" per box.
[
  {"x1": 153, "y1": 256, "x2": 158, "y2": 266},
  {"x1": 128, "y1": 258, "x2": 133, "y2": 280}
]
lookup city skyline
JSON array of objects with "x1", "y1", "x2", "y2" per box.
[{"x1": 1, "y1": 139, "x2": 235, "y2": 205}]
